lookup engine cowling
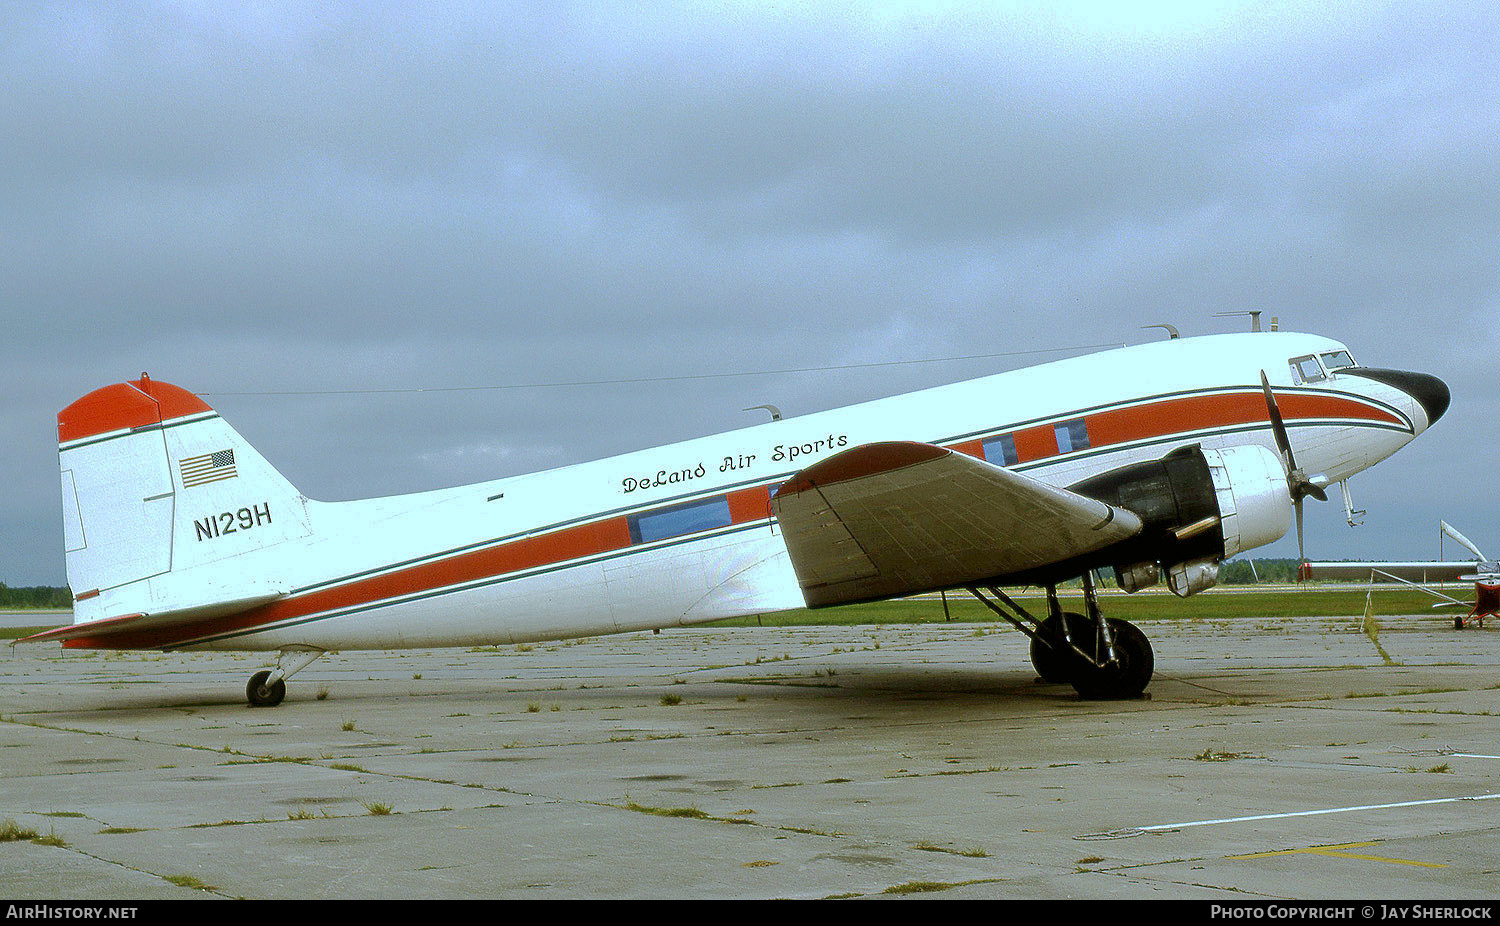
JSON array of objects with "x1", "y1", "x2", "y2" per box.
[
  {"x1": 1205, "y1": 445, "x2": 1296, "y2": 558},
  {"x1": 1068, "y1": 444, "x2": 1293, "y2": 596}
]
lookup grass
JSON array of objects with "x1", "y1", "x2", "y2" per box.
[
  {"x1": 623, "y1": 800, "x2": 710, "y2": 820},
  {"x1": 914, "y1": 843, "x2": 989, "y2": 858},
  {"x1": 1193, "y1": 748, "x2": 1253, "y2": 762},
  {"x1": 0, "y1": 626, "x2": 63, "y2": 640},
  {"x1": 707, "y1": 588, "x2": 1444, "y2": 627},
  {"x1": 0, "y1": 819, "x2": 67, "y2": 847},
  {"x1": 882, "y1": 879, "x2": 991, "y2": 895},
  {"x1": 621, "y1": 800, "x2": 756, "y2": 826}
]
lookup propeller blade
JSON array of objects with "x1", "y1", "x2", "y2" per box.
[
  {"x1": 1260, "y1": 370, "x2": 1329, "y2": 503},
  {"x1": 1259, "y1": 370, "x2": 1295, "y2": 467},
  {"x1": 1296, "y1": 498, "x2": 1305, "y2": 563},
  {"x1": 1441, "y1": 521, "x2": 1487, "y2": 562}
]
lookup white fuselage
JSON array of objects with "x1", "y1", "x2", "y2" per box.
[{"x1": 74, "y1": 332, "x2": 1437, "y2": 652}]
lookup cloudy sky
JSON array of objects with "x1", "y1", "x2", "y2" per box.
[{"x1": 3, "y1": 1, "x2": 1497, "y2": 587}]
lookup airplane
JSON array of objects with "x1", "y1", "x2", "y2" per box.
[
  {"x1": 1301, "y1": 522, "x2": 1498, "y2": 630},
  {"x1": 21, "y1": 331, "x2": 1449, "y2": 706}
]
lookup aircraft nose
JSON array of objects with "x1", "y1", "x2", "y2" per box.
[
  {"x1": 1344, "y1": 368, "x2": 1450, "y2": 429},
  {"x1": 1403, "y1": 371, "x2": 1450, "y2": 426}
]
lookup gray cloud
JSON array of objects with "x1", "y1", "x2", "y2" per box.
[{"x1": 3, "y1": 1, "x2": 1496, "y2": 585}]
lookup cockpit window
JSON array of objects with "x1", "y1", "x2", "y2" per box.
[
  {"x1": 1289, "y1": 355, "x2": 1326, "y2": 384},
  {"x1": 1319, "y1": 350, "x2": 1355, "y2": 371}
]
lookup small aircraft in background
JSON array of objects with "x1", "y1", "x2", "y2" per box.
[
  {"x1": 1302, "y1": 522, "x2": 1498, "y2": 630},
  {"x1": 23, "y1": 331, "x2": 1448, "y2": 705}
]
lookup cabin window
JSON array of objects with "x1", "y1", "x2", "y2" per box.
[
  {"x1": 982, "y1": 433, "x2": 1019, "y2": 466},
  {"x1": 1054, "y1": 419, "x2": 1090, "y2": 453},
  {"x1": 1289, "y1": 355, "x2": 1326, "y2": 384},
  {"x1": 628, "y1": 496, "x2": 733, "y2": 544},
  {"x1": 1319, "y1": 350, "x2": 1355, "y2": 372}
]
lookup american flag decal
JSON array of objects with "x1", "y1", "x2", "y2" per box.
[{"x1": 180, "y1": 449, "x2": 238, "y2": 487}]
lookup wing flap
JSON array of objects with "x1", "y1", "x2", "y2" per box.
[
  {"x1": 769, "y1": 484, "x2": 881, "y2": 588},
  {"x1": 771, "y1": 441, "x2": 1142, "y2": 607}
]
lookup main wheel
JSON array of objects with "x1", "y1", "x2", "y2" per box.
[
  {"x1": 1030, "y1": 612, "x2": 1090, "y2": 683},
  {"x1": 1069, "y1": 618, "x2": 1153, "y2": 700},
  {"x1": 246, "y1": 670, "x2": 286, "y2": 707}
]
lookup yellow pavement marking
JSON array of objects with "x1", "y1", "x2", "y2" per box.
[{"x1": 1229, "y1": 841, "x2": 1447, "y2": 868}]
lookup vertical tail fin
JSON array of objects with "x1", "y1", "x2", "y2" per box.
[{"x1": 58, "y1": 376, "x2": 309, "y2": 625}]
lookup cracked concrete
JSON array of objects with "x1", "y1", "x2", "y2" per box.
[{"x1": 2, "y1": 614, "x2": 1498, "y2": 899}]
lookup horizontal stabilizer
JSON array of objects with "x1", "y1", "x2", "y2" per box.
[
  {"x1": 771, "y1": 441, "x2": 1142, "y2": 607},
  {"x1": 19, "y1": 590, "x2": 285, "y2": 645}
]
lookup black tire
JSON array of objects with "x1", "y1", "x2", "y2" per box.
[
  {"x1": 1069, "y1": 618, "x2": 1154, "y2": 700},
  {"x1": 246, "y1": 670, "x2": 286, "y2": 707},
  {"x1": 1030, "y1": 612, "x2": 1090, "y2": 683}
]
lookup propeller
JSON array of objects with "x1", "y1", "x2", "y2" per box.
[{"x1": 1259, "y1": 370, "x2": 1330, "y2": 561}]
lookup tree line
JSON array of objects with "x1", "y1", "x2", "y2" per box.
[
  {"x1": 1218, "y1": 558, "x2": 1308, "y2": 584},
  {"x1": 0, "y1": 584, "x2": 72, "y2": 609}
]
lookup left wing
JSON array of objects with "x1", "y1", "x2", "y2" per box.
[{"x1": 771, "y1": 441, "x2": 1143, "y2": 607}]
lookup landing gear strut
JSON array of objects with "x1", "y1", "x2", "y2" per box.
[
  {"x1": 246, "y1": 648, "x2": 326, "y2": 707},
  {"x1": 967, "y1": 572, "x2": 1154, "y2": 700}
]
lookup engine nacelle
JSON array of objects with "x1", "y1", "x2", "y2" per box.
[
  {"x1": 1070, "y1": 444, "x2": 1293, "y2": 595},
  {"x1": 1206, "y1": 445, "x2": 1295, "y2": 559}
]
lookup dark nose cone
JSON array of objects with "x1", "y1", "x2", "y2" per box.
[{"x1": 1343, "y1": 368, "x2": 1450, "y2": 426}]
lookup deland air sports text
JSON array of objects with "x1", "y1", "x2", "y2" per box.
[{"x1": 621, "y1": 434, "x2": 849, "y2": 494}]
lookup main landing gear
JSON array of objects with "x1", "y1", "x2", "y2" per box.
[
  {"x1": 966, "y1": 571, "x2": 1154, "y2": 700},
  {"x1": 246, "y1": 648, "x2": 327, "y2": 707}
]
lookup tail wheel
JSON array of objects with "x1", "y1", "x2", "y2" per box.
[
  {"x1": 1069, "y1": 618, "x2": 1154, "y2": 700},
  {"x1": 246, "y1": 670, "x2": 286, "y2": 708}
]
